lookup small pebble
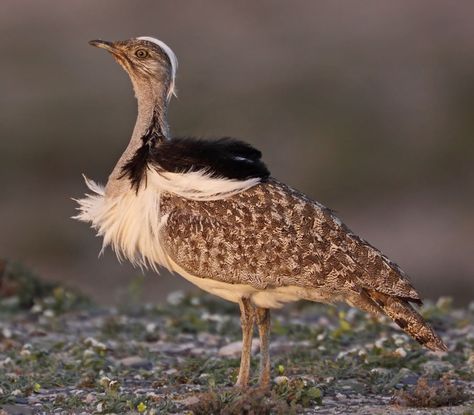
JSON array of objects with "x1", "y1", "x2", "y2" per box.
[
  {"x1": 165, "y1": 368, "x2": 178, "y2": 375},
  {"x1": 119, "y1": 356, "x2": 152, "y2": 369},
  {"x1": 274, "y1": 376, "x2": 289, "y2": 385},
  {"x1": 11, "y1": 389, "x2": 22, "y2": 396},
  {"x1": 395, "y1": 347, "x2": 407, "y2": 357},
  {"x1": 2, "y1": 328, "x2": 12, "y2": 338},
  {"x1": 83, "y1": 349, "x2": 95, "y2": 358},
  {"x1": 84, "y1": 337, "x2": 107, "y2": 350},
  {"x1": 370, "y1": 367, "x2": 390, "y2": 376},
  {"x1": 375, "y1": 337, "x2": 388, "y2": 348},
  {"x1": 84, "y1": 393, "x2": 96, "y2": 404},
  {"x1": 177, "y1": 395, "x2": 200, "y2": 406},
  {"x1": 145, "y1": 322, "x2": 156, "y2": 333},
  {"x1": 190, "y1": 347, "x2": 207, "y2": 356},
  {"x1": 43, "y1": 309, "x2": 55, "y2": 318},
  {"x1": 218, "y1": 338, "x2": 259, "y2": 357},
  {"x1": 167, "y1": 291, "x2": 185, "y2": 305}
]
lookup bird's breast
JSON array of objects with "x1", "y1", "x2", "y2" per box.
[{"x1": 74, "y1": 175, "x2": 171, "y2": 272}]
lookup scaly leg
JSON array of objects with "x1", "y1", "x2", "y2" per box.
[
  {"x1": 235, "y1": 297, "x2": 254, "y2": 387},
  {"x1": 255, "y1": 307, "x2": 271, "y2": 387}
]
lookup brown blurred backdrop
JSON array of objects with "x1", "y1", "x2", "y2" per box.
[{"x1": 0, "y1": 1, "x2": 473, "y2": 305}]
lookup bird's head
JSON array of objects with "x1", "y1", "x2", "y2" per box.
[{"x1": 89, "y1": 36, "x2": 178, "y2": 101}]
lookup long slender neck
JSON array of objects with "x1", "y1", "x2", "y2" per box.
[{"x1": 105, "y1": 78, "x2": 170, "y2": 196}]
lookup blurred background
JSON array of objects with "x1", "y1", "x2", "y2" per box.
[{"x1": 0, "y1": 1, "x2": 472, "y2": 305}]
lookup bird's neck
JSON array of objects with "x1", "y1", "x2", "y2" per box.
[{"x1": 105, "y1": 79, "x2": 170, "y2": 196}]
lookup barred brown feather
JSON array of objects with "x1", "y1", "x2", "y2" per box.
[
  {"x1": 161, "y1": 178, "x2": 447, "y2": 352},
  {"x1": 366, "y1": 290, "x2": 447, "y2": 351}
]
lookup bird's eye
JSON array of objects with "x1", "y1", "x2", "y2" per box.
[{"x1": 135, "y1": 49, "x2": 148, "y2": 59}]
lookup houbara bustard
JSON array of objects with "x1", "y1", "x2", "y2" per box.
[{"x1": 75, "y1": 37, "x2": 447, "y2": 388}]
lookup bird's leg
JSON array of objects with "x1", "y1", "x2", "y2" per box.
[
  {"x1": 235, "y1": 297, "x2": 254, "y2": 388},
  {"x1": 255, "y1": 307, "x2": 271, "y2": 387}
]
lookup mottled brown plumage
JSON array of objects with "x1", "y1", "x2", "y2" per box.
[
  {"x1": 77, "y1": 37, "x2": 447, "y2": 390},
  {"x1": 161, "y1": 178, "x2": 446, "y2": 352}
]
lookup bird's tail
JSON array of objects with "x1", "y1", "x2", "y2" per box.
[
  {"x1": 365, "y1": 290, "x2": 447, "y2": 351},
  {"x1": 348, "y1": 289, "x2": 447, "y2": 351}
]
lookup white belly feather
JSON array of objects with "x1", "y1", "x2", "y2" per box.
[{"x1": 167, "y1": 257, "x2": 309, "y2": 308}]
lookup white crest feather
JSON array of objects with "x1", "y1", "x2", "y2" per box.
[{"x1": 137, "y1": 36, "x2": 178, "y2": 100}]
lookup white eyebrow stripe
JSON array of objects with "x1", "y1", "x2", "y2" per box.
[{"x1": 137, "y1": 36, "x2": 178, "y2": 100}]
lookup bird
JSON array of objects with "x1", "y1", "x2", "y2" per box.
[{"x1": 75, "y1": 36, "x2": 447, "y2": 388}]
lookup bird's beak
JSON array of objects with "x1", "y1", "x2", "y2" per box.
[{"x1": 89, "y1": 40, "x2": 120, "y2": 54}]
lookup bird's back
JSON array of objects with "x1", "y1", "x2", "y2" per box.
[
  {"x1": 161, "y1": 178, "x2": 446, "y2": 351},
  {"x1": 161, "y1": 178, "x2": 417, "y2": 298}
]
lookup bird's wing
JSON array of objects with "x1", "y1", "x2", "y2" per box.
[{"x1": 160, "y1": 179, "x2": 421, "y2": 302}]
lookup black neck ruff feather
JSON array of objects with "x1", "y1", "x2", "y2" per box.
[
  {"x1": 120, "y1": 110, "x2": 165, "y2": 191},
  {"x1": 121, "y1": 135, "x2": 270, "y2": 192}
]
